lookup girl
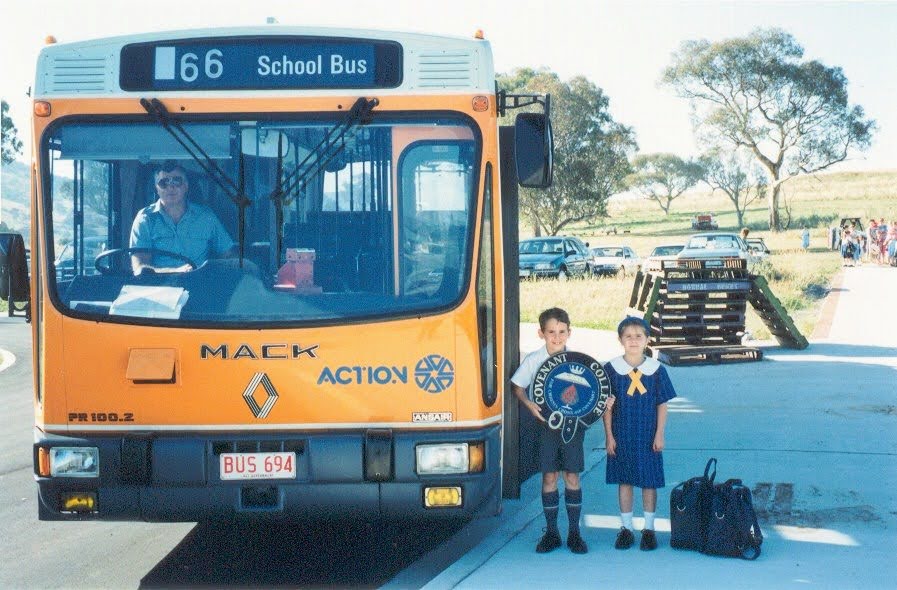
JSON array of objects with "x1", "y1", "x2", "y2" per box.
[{"x1": 603, "y1": 317, "x2": 676, "y2": 551}]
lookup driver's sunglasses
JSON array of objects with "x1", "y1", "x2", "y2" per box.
[{"x1": 157, "y1": 176, "x2": 186, "y2": 188}]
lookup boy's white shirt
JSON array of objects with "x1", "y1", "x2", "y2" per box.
[
  {"x1": 609, "y1": 355, "x2": 661, "y2": 376},
  {"x1": 510, "y1": 344, "x2": 557, "y2": 401}
]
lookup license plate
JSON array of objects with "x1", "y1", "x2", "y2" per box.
[{"x1": 220, "y1": 452, "x2": 296, "y2": 480}]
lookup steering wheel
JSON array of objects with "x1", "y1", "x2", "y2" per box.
[{"x1": 95, "y1": 247, "x2": 197, "y2": 275}]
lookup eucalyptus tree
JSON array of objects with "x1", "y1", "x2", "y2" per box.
[
  {"x1": 662, "y1": 28, "x2": 875, "y2": 230},
  {"x1": 627, "y1": 153, "x2": 705, "y2": 215},
  {"x1": 699, "y1": 149, "x2": 766, "y2": 228},
  {"x1": 1, "y1": 100, "x2": 23, "y2": 165},
  {"x1": 499, "y1": 68, "x2": 636, "y2": 236}
]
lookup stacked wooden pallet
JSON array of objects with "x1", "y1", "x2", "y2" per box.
[
  {"x1": 627, "y1": 259, "x2": 807, "y2": 365},
  {"x1": 747, "y1": 275, "x2": 809, "y2": 349}
]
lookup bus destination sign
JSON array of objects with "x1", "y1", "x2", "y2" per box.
[{"x1": 120, "y1": 37, "x2": 402, "y2": 91}]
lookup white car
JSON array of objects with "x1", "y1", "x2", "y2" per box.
[
  {"x1": 643, "y1": 244, "x2": 685, "y2": 272},
  {"x1": 677, "y1": 232, "x2": 758, "y2": 268},
  {"x1": 589, "y1": 245, "x2": 641, "y2": 277},
  {"x1": 746, "y1": 237, "x2": 771, "y2": 259}
]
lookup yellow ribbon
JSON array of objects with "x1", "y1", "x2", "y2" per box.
[{"x1": 626, "y1": 369, "x2": 647, "y2": 396}]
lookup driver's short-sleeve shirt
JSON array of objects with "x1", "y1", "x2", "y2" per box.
[{"x1": 129, "y1": 200, "x2": 235, "y2": 268}]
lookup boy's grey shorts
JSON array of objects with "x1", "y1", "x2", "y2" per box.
[{"x1": 539, "y1": 424, "x2": 585, "y2": 473}]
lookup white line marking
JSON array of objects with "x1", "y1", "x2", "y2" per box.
[
  {"x1": 0, "y1": 348, "x2": 16, "y2": 373},
  {"x1": 773, "y1": 525, "x2": 859, "y2": 546},
  {"x1": 583, "y1": 514, "x2": 861, "y2": 546}
]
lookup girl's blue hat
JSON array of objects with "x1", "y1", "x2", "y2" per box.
[{"x1": 617, "y1": 316, "x2": 650, "y2": 336}]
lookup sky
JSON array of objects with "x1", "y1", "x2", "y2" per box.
[{"x1": 1, "y1": 0, "x2": 896, "y2": 171}]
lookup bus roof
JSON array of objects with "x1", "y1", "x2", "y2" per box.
[{"x1": 34, "y1": 26, "x2": 496, "y2": 99}]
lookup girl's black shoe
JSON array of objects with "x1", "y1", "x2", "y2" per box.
[
  {"x1": 614, "y1": 527, "x2": 634, "y2": 549},
  {"x1": 640, "y1": 529, "x2": 658, "y2": 550}
]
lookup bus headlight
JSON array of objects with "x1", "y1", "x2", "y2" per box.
[
  {"x1": 415, "y1": 442, "x2": 485, "y2": 475},
  {"x1": 50, "y1": 447, "x2": 99, "y2": 477},
  {"x1": 416, "y1": 443, "x2": 469, "y2": 475}
]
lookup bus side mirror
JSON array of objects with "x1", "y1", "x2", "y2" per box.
[
  {"x1": 0, "y1": 232, "x2": 30, "y2": 316},
  {"x1": 514, "y1": 113, "x2": 553, "y2": 189}
]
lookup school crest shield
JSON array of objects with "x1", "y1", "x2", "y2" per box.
[{"x1": 531, "y1": 351, "x2": 612, "y2": 443}]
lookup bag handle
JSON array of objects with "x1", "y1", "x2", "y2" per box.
[
  {"x1": 734, "y1": 484, "x2": 763, "y2": 560},
  {"x1": 738, "y1": 509, "x2": 763, "y2": 560},
  {"x1": 703, "y1": 458, "x2": 717, "y2": 483}
]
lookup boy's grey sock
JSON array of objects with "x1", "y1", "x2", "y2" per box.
[
  {"x1": 565, "y1": 488, "x2": 582, "y2": 535},
  {"x1": 542, "y1": 490, "x2": 559, "y2": 534}
]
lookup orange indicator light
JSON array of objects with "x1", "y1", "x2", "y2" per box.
[
  {"x1": 38, "y1": 447, "x2": 51, "y2": 476},
  {"x1": 34, "y1": 102, "x2": 51, "y2": 117}
]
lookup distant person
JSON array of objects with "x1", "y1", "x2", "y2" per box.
[
  {"x1": 867, "y1": 219, "x2": 881, "y2": 264},
  {"x1": 603, "y1": 317, "x2": 675, "y2": 552},
  {"x1": 878, "y1": 219, "x2": 890, "y2": 264},
  {"x1": 511, "y1": 307, "x2": 614, "y2": 555},
  {"x1": 801, "y1": 227, "x2": 810, "y2": 250},
  {"x1": 885, "y1": 220, "x2": 897, "y2": 266},
  {"x1": 130, "y1": 162, "x2": 236, "y2": 273},
  {"x1": 841, "y1": 229, "x2": 857, "y2": 267}
]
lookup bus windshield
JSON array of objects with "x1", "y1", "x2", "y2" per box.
[{"x1": 43, "y1": 112, "x2": 480, "y2": 325}]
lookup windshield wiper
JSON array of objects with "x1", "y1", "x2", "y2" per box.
[
  {"x1": 140, "y1": 98, "x2": 251, "y2": 260},
  {"x1": 268, "y1": 96, "x2": 378, "y2": 258},
  {"x1": 271, "y1": 97, "x2": 378, "y2": 203}
]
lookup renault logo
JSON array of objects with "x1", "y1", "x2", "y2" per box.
[{"x1": 242, "y1": 372, "x2": 279, "y2": 418}]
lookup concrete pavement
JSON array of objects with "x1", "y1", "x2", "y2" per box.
[{"x1": 418, "y1": 265, "x2": 897, "y2": 590}]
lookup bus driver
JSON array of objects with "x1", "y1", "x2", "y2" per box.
[{"x1": 129, "y1": 162, "x2": 236, "y2": 273}]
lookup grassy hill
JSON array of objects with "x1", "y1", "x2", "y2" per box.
[
  {"x1": 0, "y1": 161, "x2": 30, "y2": 240},
  {"x1": 520, "y1": 169, "x2": 897, "y2": 340}
]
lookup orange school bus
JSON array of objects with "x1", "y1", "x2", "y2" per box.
[{"x1": 26, "y1": 27, "x2": 552, "y2": 521}]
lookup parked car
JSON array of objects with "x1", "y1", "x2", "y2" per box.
[
  {"x1": 691, "y1": 213, "x2": 718, "y2": 230},
  {"x1": 839, "y1": 217, "x2": 864, "y2": 232},
  {"x1": 589, "y1": 245, "x2": 641, "y2": 277},
  {"x1": 677, "y1": 232, "x2": 757, "y2": 268},
  {"x1": 643, "y1": 244, "x2": 685, "y2": 272},
  {"x1": 519, "y1": 236, "x2": 591, "y2": 280},
  {"x1": 746, "y1": 237, "x2": 771, "y2": 258}
]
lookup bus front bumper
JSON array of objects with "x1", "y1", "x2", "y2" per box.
[{"x1": 33, "y1": 425, "x2": 501, "y2": 522}]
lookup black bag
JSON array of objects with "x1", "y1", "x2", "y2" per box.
[
  {"x1": 703, "y1": 478, "x2": 763, "y2": 560},
  {"x1": 669, "y1": 458, "x2": 716, "y2": 551}
]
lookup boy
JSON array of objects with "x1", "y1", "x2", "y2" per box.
[{"x1": 511, "y1": 307, "x2": 612, "y2": 554}]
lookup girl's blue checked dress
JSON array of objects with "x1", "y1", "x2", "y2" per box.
[{"x1": 605, "y1": 356, "x2": 676, "y2": 488}]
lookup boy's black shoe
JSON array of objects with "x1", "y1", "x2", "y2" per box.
[
  {"x1": 567, "y1": 532, "x2": 588, "y2": 554},
  {"x1": 536, "y1": 531, "x2": 562, "y2": 553},
  {"x1": 640, "y1": 529, "x2": 658, "y2": 551},
  {"x1": 614, "y1": 527, "x2": 634, "y2": 549}
]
